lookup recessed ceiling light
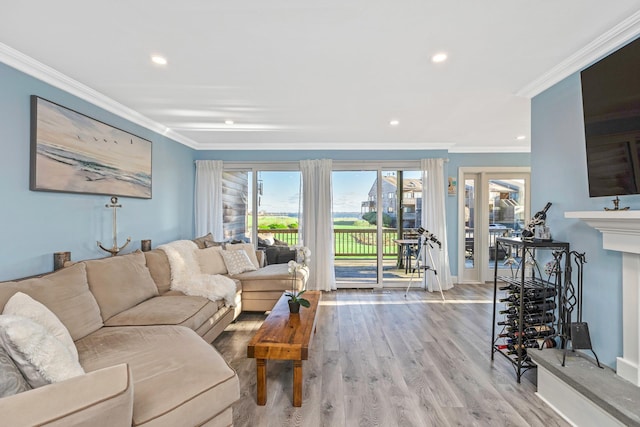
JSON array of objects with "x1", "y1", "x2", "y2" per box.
[
  {"x1": 225, "y1": 120, "x2": 234, "y2": 125},
  {"x1": 389, "y1": 120, "x2": 400, "y2": 126},
  {"x1": 151, "y1": 55, "x2": 168, "y2": 65},
  {"x1": 431, "y1": 52, "x2": 448, "y2": 63},
  {"x1": 516, "y1": 135, "x2": 526, "y2": 140}
]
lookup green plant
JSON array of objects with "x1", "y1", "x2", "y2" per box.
[
  {"x1": 362, "y1": 211, "x2": 394, "y2": 227},
  {"x1": 285, "y1": 290, "x2": 310, "y2": 307}
]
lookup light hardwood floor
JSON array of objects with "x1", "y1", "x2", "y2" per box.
[{"x1": 213, "y1": 284, "x2": 570, "y2": 427}]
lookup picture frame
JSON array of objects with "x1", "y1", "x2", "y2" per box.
[
  {"x1": 30, "y1": 96, "x2": 152, "y2": 199},
  {"x1": 448, "y1": 176, "x2": 457, "y2": 196}
]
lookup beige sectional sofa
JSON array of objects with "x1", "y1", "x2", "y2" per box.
[
  {"x1": 0, "y1": 252, "x2": 239, "y2": 426},
  {"x1": 0, "y1": 237, "x2": 307, "y2": 426},
  {"x1": 186, "y1": 236, "x2": 309, "y2": 313}
]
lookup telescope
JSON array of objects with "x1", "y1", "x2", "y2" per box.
[{"x1": 416, "y1": 227, "x2": 442, "y2": 248}]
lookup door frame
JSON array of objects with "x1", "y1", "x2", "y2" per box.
[{"x1": 457, "y1": 167, "x2": 531, "y2": 283}]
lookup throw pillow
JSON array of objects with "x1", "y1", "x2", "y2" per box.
[
  {"x1": 0, "y1": 314, "x2": 85, "y2": 388},
  {"x1": 0, "y1": 345, "x2": 31, "y2": 397},
  {"x1": 192, "y1": 233, "x2": 214, "y2": 249},
  {"x1": 225, "y1": 243, "x2": 260, "y2": 269},
  {"x1": 3, "y1": 292, "x2": 78, "y2": 361},
  {"x1": 196, "y1": 246, "x2": 228, "y2": 275},
  {"x1": 220, "y1": 249, "x2": 257, "y2": 276}
]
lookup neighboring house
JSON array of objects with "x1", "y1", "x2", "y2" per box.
[{"x1": 361, "y1": 175, "x2": 422, "y2": 229}]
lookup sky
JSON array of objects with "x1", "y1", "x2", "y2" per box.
[{"x1": 256, "y1": 170, "x2": 421, "y2": 214}]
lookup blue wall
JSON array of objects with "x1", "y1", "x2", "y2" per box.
[
  {"x1": 0, "y1": 63, "x2": 196, "y2": 281},
  {"x1": 531, "y1": 72, "x2": 640, "y2": 368}
]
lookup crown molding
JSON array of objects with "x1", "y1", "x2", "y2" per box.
[
  {"x1": 0, "y1": 42, "x2": 200, "y2": 149},
  {"x1": 517, "y1": 10, "x2": 640, "y2": 99},
  {"x1": 189, "y1": 140, "x2": 531, "y2": 153},
  {"x1": 193, "y1": 141, "x2": 457, "y2": 151}
]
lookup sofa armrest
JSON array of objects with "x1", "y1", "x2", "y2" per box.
[{"x1": 0, "y1": 363, "x2": 133, "y2": 426}]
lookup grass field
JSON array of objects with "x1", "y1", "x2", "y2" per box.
[{"x1": 252, "y1": 216, "x2": 399, "y2": 258}]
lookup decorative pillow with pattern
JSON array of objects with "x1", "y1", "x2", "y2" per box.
[
  {"x1": 220, "y1": 249, "x2": 257, "y2": 276},
  {"x1": 225, "y1": 243, "x2": 260, "y2": 269},
  {"x1": 0, "y1": 345, "x2": 31, "y2": 397}
]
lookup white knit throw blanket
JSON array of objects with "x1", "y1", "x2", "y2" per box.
[{"x1": 158, "y1": 240, "x2": 236, "y2": 307}]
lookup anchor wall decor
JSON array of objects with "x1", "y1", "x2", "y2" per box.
[{"x1": 97, "y1": 196, "x2": 131, "y2": 256}]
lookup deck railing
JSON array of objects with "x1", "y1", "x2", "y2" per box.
[{"x1": 258, "y1": 228, "x2": 402, "y2": 257}]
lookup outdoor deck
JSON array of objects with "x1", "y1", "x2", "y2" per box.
[{"x1": 334, "y1": 258, "x2": 416, "y2": 284}]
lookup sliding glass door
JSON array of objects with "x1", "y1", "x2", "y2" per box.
[
  {"x1": 332, "y1": 168, "x2": 422, "y2": 288},
  {"x1": 332, "y1": 170, "x2": 379, "y2": 287}
]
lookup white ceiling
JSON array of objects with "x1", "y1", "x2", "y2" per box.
[{"x1": 1, "y1": 1, "x2": 640, "y2": 152}]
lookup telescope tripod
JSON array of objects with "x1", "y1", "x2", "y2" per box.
[{"x1": 404, "y1": 237, "x2": 445, "y2": 300}]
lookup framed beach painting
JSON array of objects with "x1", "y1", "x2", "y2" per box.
[{"x1": 30, "y1": 96, "x2": 152, "y2": 199}]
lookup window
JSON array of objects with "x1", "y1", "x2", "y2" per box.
[{"x1": 256, "y1": 171, "x2": 301, "y2": 246}]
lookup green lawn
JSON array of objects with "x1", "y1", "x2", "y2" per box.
[{"x1": 251, "y1": 215, "x2": 400, "y2": 257}]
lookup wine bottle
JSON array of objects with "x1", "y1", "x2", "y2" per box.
[
  {"x1": 505, "y1": 312, "x2": 557, "y2": 323},
  {"x1": 506, "y1": 325, "x2": 555, "y2": 339},
  {"x1": 499, "y1": 283, "x2": 521, "y2": 291},
  {"x1": 522, "y1": 325, "x2": 555, "y2": 338},
  {"x1": 499, "y1": 294, "x2": 554, "y2": 304},
  {"x1": 503, "y1": 287, "x2": 557, "y2": 299},
  {"x1": 508, "y1": 340, "x2": 541, "y2": 350},
  {"x1": 500, "y1": 301, "x2": 557, "y2": 316},
  {"x1": 521, "y1": 202, "x2": 552, "y2": 239},
  {"x1": 524, "y1": 301, "x2": 557, "y2": 312}
]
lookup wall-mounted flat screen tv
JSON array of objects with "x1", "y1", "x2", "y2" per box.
[{"x1": 581, "y1": 37, "x2": 640, "y2": 197}]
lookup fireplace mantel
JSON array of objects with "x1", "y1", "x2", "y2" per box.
[
  {"x1": 565, "y1": 210, "x2": 640, "y2": 254},
  {"x1": 565, "y1": 210, "x2": 640, "y2": 387}
]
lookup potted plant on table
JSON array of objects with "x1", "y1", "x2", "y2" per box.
[
  {"x1": 286, "y1": 247, "x2": 311, "y2": 313},
  {"x1": 285, "y1": 288, "x2": 310, "y2": 314}
]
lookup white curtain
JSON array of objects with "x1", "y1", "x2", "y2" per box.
[
  {"x1": 421, "y1": 158, "x2": 454, "y2": 291},
  {"x1": 194, "y1": 160, "x2": 224, "y2": 240},
  {"x1": 300, "y1": 159, "x2": 336, "y2": 291}
]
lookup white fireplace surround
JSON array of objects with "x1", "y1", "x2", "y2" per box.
[{"x1": 565, "y1": 210, "x2": 640, "y2": 387}]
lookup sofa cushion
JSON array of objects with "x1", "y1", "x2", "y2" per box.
[
  {"x1": 0, "y1": 345, "x2": 31, "y2": 397},
  {"x1": 220, "y1": 249, "x2": 257, "y2": 276},
  {"x1": 76, "y1": 326, "x2": 239, "y2": 427},
  {"x1": 225, "y1": 243, "x2": 260, "y2": 269},
  {"x1": 143, "y1": 249, "x2": 172, "y2": 294},
  {"x1": 0, "y1": 315, "x2": 85, "y2": 388},
  {"x1": 0, "y1": 263, "x2": 103, "y2": 341},
  {"x1": 3, "y1": 292, "x2": 78, "y2": 361},
  {"x1": 196, "y1": 246, "x2": 228, "y2": 275},
  {"x1": 84, "y1": 251, "x2": 159, "y2": 321},
  {"x1": 103, "y1": 296, "x2": 221, "y2": 331},
  {"x1": 0, "y1": 363, "x2": 133, "y2": 427},
  {"x1": 234, "y1": 263, "x2": 308, "y2": 292}
]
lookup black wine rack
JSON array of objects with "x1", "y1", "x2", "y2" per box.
[{"x1": 491, "y1": 237, "x2": 570, "y2": 382}]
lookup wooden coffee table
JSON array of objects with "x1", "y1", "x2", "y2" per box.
[{"x1": 247, "y1": 290, "x2": 321, "y2": 407}]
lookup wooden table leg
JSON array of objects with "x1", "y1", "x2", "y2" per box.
[
  {"x1": 293, "y1": 360, "x2": 303, "y2": 407},
  {"x1": 257, "y1": 359, "x2": 267, "y2": 405}
]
